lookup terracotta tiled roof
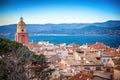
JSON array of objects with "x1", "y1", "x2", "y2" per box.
[
  {"x1": 112, "y1": 59, "x2": 120, "y2": 65},
  {"x1": 103, "y1": 51, "x2": 120, "y2": 57},
  {"x1": 52, "y1": 78, "x2": 61, "y2": 80},
  {"x1": 69, "y1": 72, "x2": 93, "y2": 80},
  {"x1": 89, "y1": 42, "x2": 108, "y2": 49},
  {"x1": 27, "y1": 43, "x2": 40, "y2": 48},
  {"x1": 115, "y1": 66, "x2": 120, "y2": 70},
  {"x1": 93, "y1": 72, "x2": 110, "y2": 79}
]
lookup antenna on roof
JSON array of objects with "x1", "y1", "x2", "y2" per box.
[
  {"x1": 20, "y1": 13, "x2": 23, "y2": 21},
  {"x1": 21, "y1": 13, "x2": 22, "y2": 17}
]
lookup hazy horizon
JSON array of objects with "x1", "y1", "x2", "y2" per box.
[
  {"x1": 0, "y1": 19, "x2": 120, "y2": 26},
  {"x1": 0, "y1": 0, "x2": 120, "y2": 26}
]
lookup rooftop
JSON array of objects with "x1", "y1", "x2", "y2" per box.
[{"x1": 88, "y1": 42, "x2": 109, "y2": 49}]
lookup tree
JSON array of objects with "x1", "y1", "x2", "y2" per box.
[
  {"x1": 0, "y1": 38, "x2": 33, "y2": 80},
  {"x1": 0, "y1": 38, "x2": 54, "y2": 80},
  {"x1": 29, "y1": 54, "x2": 55, "y2": 80}
]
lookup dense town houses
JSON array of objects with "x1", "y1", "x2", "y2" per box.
[
  {"x1": 26, "y1": 41, "x2": 120, "y2": 80},
  {"x1": 15, "y1": 17, "x2": 120, "y2": 80}
]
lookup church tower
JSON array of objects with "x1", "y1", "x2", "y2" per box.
[{"x1": 15, "y1": 17, "x2": 28, "y2": 44}]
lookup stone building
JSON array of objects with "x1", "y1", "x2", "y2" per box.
[{"x1": 15, "y1": 17, "x2": 28, "y2": 44}]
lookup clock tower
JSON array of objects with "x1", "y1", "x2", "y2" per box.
[{"x1": 15, "y1": 17, "x2": 28, "y2": 44}]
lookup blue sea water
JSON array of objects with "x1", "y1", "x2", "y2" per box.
[{"x1": 1, "y1": 35, "x2": 120, "y2": 48}]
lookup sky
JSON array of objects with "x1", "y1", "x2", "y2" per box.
[{"x1": 0, "y1": 0, "x2": 120, "y2": 25}]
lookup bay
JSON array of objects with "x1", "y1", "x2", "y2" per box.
[{"x1": 1, "y1": 35, "x2": 120, "y2": 48}]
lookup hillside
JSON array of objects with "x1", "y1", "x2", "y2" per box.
[{"x1": 0, "y1": 20, "x2": 120, "y2": 36}]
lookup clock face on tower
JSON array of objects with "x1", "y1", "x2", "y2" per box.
[{"x1": 22, "y1": 29, "x2": 24, "y2": 32}]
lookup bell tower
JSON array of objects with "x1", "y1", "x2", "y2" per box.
[{"x1": 15, "y1": 17, "x2": 28, "y2": 44}]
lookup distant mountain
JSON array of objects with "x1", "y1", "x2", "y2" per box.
[
  {"x1": 93, "y1": 20, "x2": 120, "y2": 28},
  {"x1": 0, "y1": 20, "x2": 120, "y2": 36}
]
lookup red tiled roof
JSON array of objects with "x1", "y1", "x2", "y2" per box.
[
  {"x1": 52, "y1": 78, "x2": 62, "y2": 80},
  {"x1": 89, "y1": 42, "x2": 109, "y2": 49},
  {"x1": 69, "y1": 72, "x2": 93, "y2": 80},
  {"x1": 112, "y1": 59, "x2": 120, "y2": 65},
  {"x1": 52, "y1": 78, "x2": 61, "y2": 80},
  {"x1": 115, "y1": 66, "x2": 120, "y2": 70},
  {"x1": 104, "y1": 51, "x2": 120, "y2": 57},
  {"x1": 26, "y1": 43, "x2": 40, "y2": 48}
]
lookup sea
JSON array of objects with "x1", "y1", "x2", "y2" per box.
[{"x1": 1, "y1": 35, "x2": 120, "y2": 48}]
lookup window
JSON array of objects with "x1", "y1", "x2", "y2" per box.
[
  {"x1": 84, "y1": 66, "x2": 90, "y2": 70},
  {"x1": 103, "y1": 59, "x2": 106, "y2": 62},
  {"x1": 96, "y1": 66, "x2": 101, "y2": 70},
  {"x1": 106, "y1": 67, "x2": 110, "y2": 72},
  {"x1": 107, "y1": 59, "x2": 109, "y2": 62},
  {"x1": 22, "y1": 29, "x2": 24, "y2": 32}
]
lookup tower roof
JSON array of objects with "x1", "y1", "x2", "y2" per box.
[
  {"x1": 17, "y1": 17, "x2": 26, "y2": 26},
  {"x1": 20, "y1": 17, "x2": 23, "y2": 21},
  {"x1": 17, "y1": 17, "x2": 26, "y2": 33}
]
